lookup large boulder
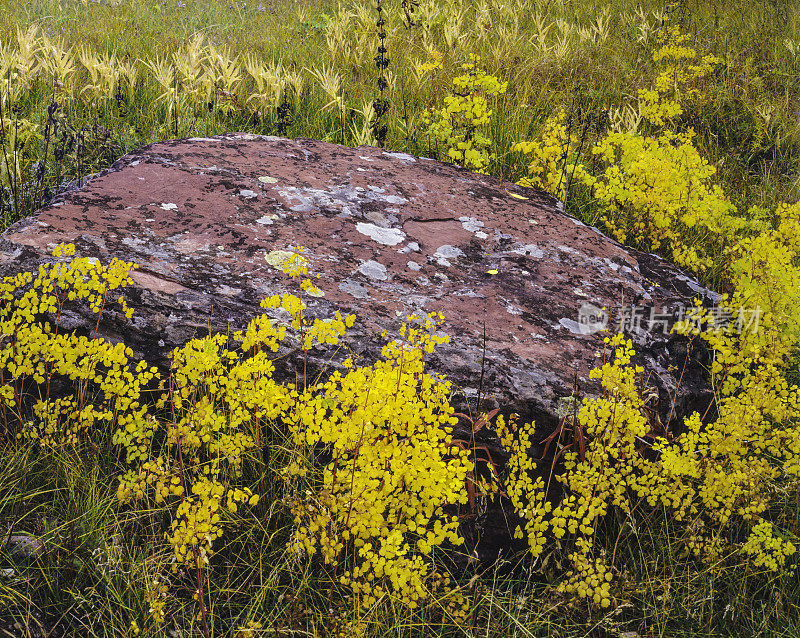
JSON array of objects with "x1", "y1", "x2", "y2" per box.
[
  {"x1": 0, "y1": 134, "x2": 718, "y2": 443},
  {"x1": 0, "y1": 134, "x2": 723, "y2": 560}
]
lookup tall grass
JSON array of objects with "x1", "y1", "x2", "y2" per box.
[{"x1": 0, "y1": 0, "x2": 798, "y2": 225}]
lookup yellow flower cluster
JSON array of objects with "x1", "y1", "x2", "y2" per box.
[
  {"x1": 416, "y1": 50, "x2": 443, "y2": 75},
  {"x1": 146, "y1": 578, "x2": 169, "y2": 624},
  {"x1": 638, "y1": 26, "x2": 723, "y2": 127},
  {"x1": 582, "y1": 29, "x2": 729, "y2": 274},
  {"x1": 584, "y1": 126, "x2": 738, "y2": 273},
  {"x1": 235, "y1": 620, "x2": 264, "y2": 638},
  {"x1": 741, "y1": 522, "x2": 797, "y2": 573},
  {"x1": 495, "y1": 413, "x2": 551, "y2": 558},
  {"x1": 557, "y1": 540, "x2": 614, "y2": 609},
  {"x1": 116, "y1": 456, "x2": 184, "y2": 504},
  {"x1": 512, "y1": 107, "x2": 593, "y2": 203},
  {"x1": 685, "y1": 525, "x2": 725, "y2": 562},
  {"x1": 514, "y1": 27, "x2": 731, "y2": 275},
  {"x1": 0, "y1": 243, "x2": 275, "y2": 622},
  {"x1": 502, "y1": 289, "x2": 799, "y2": 603},
  {"x1": 502, "y1": 30, "x2": 800, "y2": 595},
  {"x1": 263, "y1": 246, "x2": 356, "y2": 353},
  {"x1": 421, "y1": 54, "x2": 507, "y2": 173},
  {"x1": 0, "y1": 243, "x2": 155, "y2": 449},
  {"x1": 285, "y1": 311, "x2": 472, "y2": 610},
  {"x1": 168, "y1": 478, "x2": 254, "y2": 568},
  {"x1": 728, "y1": 200, "x2": 800, "y2": 343},
  {"x1": 131, "y1": 327, "x2": 287, "y2": 570},
  {"x1": 117, "y1": 243, "x2": 446, "y2": 620}
]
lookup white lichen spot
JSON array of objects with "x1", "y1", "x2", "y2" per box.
[
  {"x1": 512, "y1": 244, "x2": 544, "y2": 258},
  {"x1": 398, "y1": 242, "x2": 420, "y2": 254},
  {"x1": 218, "y1": 284, "x2": 242, "y2": 297},
  {"x1": 258, "y1": 176, "x2": 278, "y2": 184},
  {"x1": 239, "y1": 189, "x2": 258, "y2": 199},
  {"x1": 356, "y1": 222, "x2": 406, "y2": 246},
  {"x1": 256, "y1": 216, "x2": 275, "y2": 225},
  {"x1": 474, "y1": 231, "x2": 488, "y2": 240},
  {"x1": 159, "y1": 203, "x2": 178, "y2": 210},
  {"x1": 234, "y1": 133, "x2": 272, "y2": 141},
  {"x1": 339, "y1": 280, "x2": 370, "y2": 299},
  {"x1": 459, "y1": 216, "x2": 485, "y2": 232},
  {"x1": 357, "y1": 260, "x2": 388, "y2": 281},
  {"x1": 499, "y1": 296, "x2": 523, "y2": 315},
  {"x1": 433, "y1": 244, "x2": 463, "y2": 267},
  {"x1": 174, "y1": 237, "x2": 209, "y2": 253},
  {"x1": 559, "y1": 318, "x2": 585, "y2": 334},
  {"x1": 407, "y1": 261, "x2": 422, "y2": 271},
  {"x1": 676, "y1": 273, "x2": 718, "y2": 299},
  {"x1": 383, "y1": 151, "x2": 416, "y2": 162}
]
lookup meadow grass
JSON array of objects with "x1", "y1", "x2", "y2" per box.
[
  {"x1": 0, "y1": 0, "x2": 798, "y2": 223},
  {"x1": 1, "y1": 0, "x2": 800, "y2": 636}
]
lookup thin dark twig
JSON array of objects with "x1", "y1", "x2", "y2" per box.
[{"x1": 36, "y1": 84, "x2": 59, "y2": 209}]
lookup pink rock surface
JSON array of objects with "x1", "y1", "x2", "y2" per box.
[{"x1": 0, "y1": 134, "x2": 717, "y2": 441}]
